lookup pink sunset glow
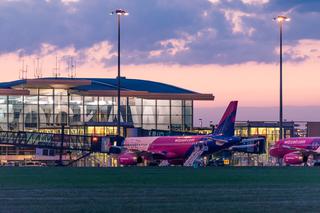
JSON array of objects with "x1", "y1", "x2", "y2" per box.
[{"x1": 1, "y1": 42, "x2": 320, "y2": 125}]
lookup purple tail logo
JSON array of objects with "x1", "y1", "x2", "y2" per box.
[{"x1": 213, "y1": 101, "x2": 238, "y2": 137}]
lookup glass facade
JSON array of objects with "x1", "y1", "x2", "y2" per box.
[
  {"x1": 235, "y1": 121, "x2": 294, "y2": 164},
  {"x1": 0, "y1": 89, "x2": 193, "y2": 134}
]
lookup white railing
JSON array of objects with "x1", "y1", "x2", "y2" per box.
[{"x1": 183, "y1": 143, "x2": 208, "y2": 167}]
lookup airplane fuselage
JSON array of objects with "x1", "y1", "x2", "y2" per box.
[
  {"x1": 123, "y1": 135, "x2": 241, "y2": 160},
  {"x1": 124, "y1": 135, "x2": 208, "y2": 160},
  {"x1": 270, "y1": 137, "x2": 320, "y2": 158},
  {"x1": 270, "y1": 137, "x2": 320, "y2": 165}
]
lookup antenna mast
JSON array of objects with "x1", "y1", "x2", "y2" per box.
[
  {"x1": 67, "y1": 56, "x2": 77, "y2": 78},
  {"x1": 33, "y1": 57, "x2": 42, "y2": 79},
  {"x1": 19, "y1": 60, "x2": 28, "y2": 80},
  {"x1": 53, "y1": 55, "x2": 61, "y2": 78}
]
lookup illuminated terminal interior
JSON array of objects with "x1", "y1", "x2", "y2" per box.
[
  {"x1": 0, "y1": 77, "x2": 214, "y2": 158},
  {"x1": 234, "y1": 121, "x2": 295, "y2": 165}
]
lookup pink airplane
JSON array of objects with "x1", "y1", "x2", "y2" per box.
[
  {"x1": 110, "y1": 101, "x2": 264, "y2": 166},
  {"x1": 270, "y1": 137, "x2": 320, "y2": 166}
]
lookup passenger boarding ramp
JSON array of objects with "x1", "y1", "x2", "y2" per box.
[{"x1": 183, "y1": 143, "x2": 208, "y2": 167}]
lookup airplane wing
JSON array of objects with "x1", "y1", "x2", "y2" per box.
[
  {"x1": 230, "y1": 137, "x2": 266, "y2": 154},
  {"x1": 229, "y1": 143, "x2": 257, "y2": 150}
]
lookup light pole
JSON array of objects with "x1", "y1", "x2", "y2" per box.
[
  {"x1": 110, "y1": 9, "x2": 129, "y2": 137},
  {"x1": 210, "y1": 120, "x2": 214, "y2": 132},
  {"x1": 273, "y1": 15, "x2": 290, "y2": 140}
]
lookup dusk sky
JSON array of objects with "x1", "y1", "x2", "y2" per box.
[{"x1": 0, "y1": 0, "x2": 320, "y2": 126}]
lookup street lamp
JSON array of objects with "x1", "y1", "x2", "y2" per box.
[
  {"x1": 110, "y1": 9, "x2": 129, "y2": 137},
  {"x1": 273, "y1": 15, "x2": 290, "y2": 140},
  {"x1": 210, "y1": 120, "x2": 215, "y2": 132}
]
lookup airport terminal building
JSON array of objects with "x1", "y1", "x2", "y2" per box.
[
  {"x1": 0, "y1": 77, "x2": 215, "y2": 134},
  {"x1": 0, "y1": 77, "x2": 214, "y2": 158}
]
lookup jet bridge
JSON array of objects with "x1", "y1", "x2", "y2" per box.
[
  {"x1": 0, "y1": 130, "x2": 114, "y2": 166},
  {"x1": 0, "y1": 131, "x2": 106, "y2": 152}
]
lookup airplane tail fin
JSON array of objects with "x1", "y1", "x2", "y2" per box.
[{"x1": 213, "y1": 101, "x2": 238, "y2": 137}]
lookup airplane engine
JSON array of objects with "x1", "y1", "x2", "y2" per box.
[
  {"x1": 118, "y1": 152, "x2": 143, "y2": 166},
  {"x1": 283, "y1": 152, "x2": 304, "y2": 165}
]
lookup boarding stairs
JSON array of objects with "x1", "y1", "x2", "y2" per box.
[
  {"x1": 159, "y1": 160, "x2": 170, "y2": 167},
  {"x1": 183, "y1": 143, "x2": 208, "y2": 167}
]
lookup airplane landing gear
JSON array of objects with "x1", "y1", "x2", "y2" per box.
[{"x1": 306, "y1": 155, "x2": 315, "y2": 167}]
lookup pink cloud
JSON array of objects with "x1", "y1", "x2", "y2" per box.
[{"x1": 0, "y1": 40, "x2": 320, "y2": 111}]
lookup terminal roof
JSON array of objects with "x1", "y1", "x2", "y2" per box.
[{"x1": 0, "y1": 77, "x2": 214, "y2": 100}]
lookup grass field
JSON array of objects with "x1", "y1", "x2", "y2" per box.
[{"x1": 0, "y1": 167, "x2": 319, "y2": 213}]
